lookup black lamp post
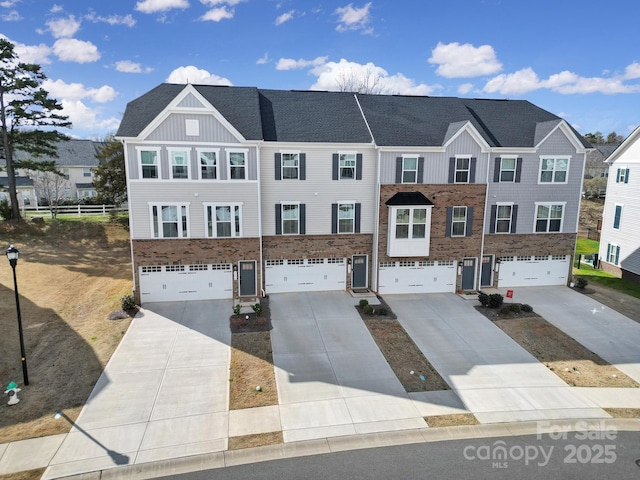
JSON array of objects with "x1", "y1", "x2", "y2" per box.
[{"x1": 6, "y1": 245, "x2": 28, "y2": 386}]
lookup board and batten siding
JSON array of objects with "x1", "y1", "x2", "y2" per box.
[
  {"x1": 145, "y1": 113, "x2": 241, "y2": 144},
  {"x1": 126, "y1": 143, "x2": 258, "y2": 181},
  {"x1": 260, "y1": 145, "x2": 377, "y2": 236},
  {"x1": 484, "y1": 129, "x2": 585, "y2": 234},
  {"x1": 379, "y1": 131, "x2": 487, "y2": 184},
  {"x1": 129, "y1": 182, "x2": 260, "y2": 240}
]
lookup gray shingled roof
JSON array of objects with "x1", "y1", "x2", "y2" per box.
[{"x1": 11, "y1": 139, "x2": 104, "y2": 167}]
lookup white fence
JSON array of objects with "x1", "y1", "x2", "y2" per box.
[{"x1": 24, "y1": 204, "x2": 127, "y2": 217}]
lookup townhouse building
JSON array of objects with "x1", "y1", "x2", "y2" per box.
[{"x1": 116, "y1": 84, "x2": 590, "y2": 304}]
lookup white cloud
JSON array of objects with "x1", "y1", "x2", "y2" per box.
[
  {"x1": 50, "y1": 4, "x2": 63, "y2": 13},
  {"x1": 200, "y1": 6, "x2": 233, "y2": 21},
  {"x1": 115, "y1": 60, "x2": 153, "y2": 73},
  {"x1": 135, "y1": 0, "x2": 189, "y2": 14},
  {"x1": 200, "y1": 0, "x2": 244, "y2": 5},
  {"x1": 1, "y1": 10, "x2": 21, "y2": 21},
  {"x1": 458, "y1": 83, "x2": 474, "y2": 95},
  {"x1": 85, "y1": 11, "x2": 136, "y2": 27},
  {"x1": 12, "y1": 41, "x2": 53, "y2": 64},
  {"x1": 256, "y1": 52, "x2": 269, "y2": 65},
  {"x1": 484, "y1": 67, "x2": 540, "y2": 95},
  {"x1": 309, "y1": 58, "x2": 440, "y2": 95},
  {"x1": 60, "y1": 99, "x2": 120, "y2": 134},
  {"x1": 624, "y1": 62, "x2": 640, "y2": 80},
  {"x1": 276, "y1": 56, "x2": 328, "y2": 71},
  {"x1": 47, "y1": 15, "x2": 81, "y2": 38},
  {"x1": 53, "y1": 38, "x2": 100, "y2": 63},
  {"x1": 275, "y1": 10, "x2": 294, "y2": 25},
  {"x1": 43, "y1": 79, "x2": 117, "y2": 103},
  {"x1": 166, "y1": 65, "x2": 233, "y2": 85},
  {"x1": 429, "y1": 42, "x2": 502, "y2": 78},
  {"x1": 0, "y1": 0, "x2": 20, "y2": 7},
  {"x1": 335, "y1": 2, "x2": 372, "y2": 33}
]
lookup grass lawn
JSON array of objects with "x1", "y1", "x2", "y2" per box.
[{"x1": 575, "y1": 237, "x2": 599, "y2": 255}]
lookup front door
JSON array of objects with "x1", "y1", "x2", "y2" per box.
[
  {"x1": 461, "y1": 258, "x2": 476, "y2": 291},
  {"x1": 481, "y1": 255, "x2": 493, "y2": 287},
  {"x1": 352, "y1": 255, "x2": 368, "y2": 289},
  {"x1": 239, "y1": 260, "x2": 256, "y2": 297}
]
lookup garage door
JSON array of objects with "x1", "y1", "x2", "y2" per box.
[
  {"x1": 378, "y1": 260, "x2": 456, "y2": 294},
  {"x1": 139, "y1": 264, "x2": 233, "y2": 303},
  {"x1": 497, "y1": 255, "x2": 569, "y2": 287},
  {"x1": 265, "y1": 258, "x2": 346, "y2": 294}
]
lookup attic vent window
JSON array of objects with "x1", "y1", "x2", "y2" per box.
[{"x1": 186, "y1": 119, "x2": 199, "y2": 136}]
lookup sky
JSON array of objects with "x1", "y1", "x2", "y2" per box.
[{"x1": 1, "y1": 0, "x2": 639, "y2": 141}]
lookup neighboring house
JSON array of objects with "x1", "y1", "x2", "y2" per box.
[
  {"x1": 0, "y1": 176, "x2": 36, "y2": 208},
  {"x1": 585, "y1": 144, "x2": 618, "y2": 179},
  {"x1": 598, "y1": 126, "x2": 640, "y2": 284},
  {"x1": 116, "y1": 84, "x2": 590, "y2": 304}
]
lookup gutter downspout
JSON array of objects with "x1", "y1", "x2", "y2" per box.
[
  {"x1": 256, "y1": 141, "x2": 266, "y2": 297},
  {"x1": 478, "y1": 149, "x2": 491, "y2": 290}
]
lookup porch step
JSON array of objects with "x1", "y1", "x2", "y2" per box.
[{"x1": 349, "y1": 289, "x2": 381, "y2": 305}]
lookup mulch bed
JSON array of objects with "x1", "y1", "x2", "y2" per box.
[{"x1": 230, "y1": 296, "x2": 272, "y2": 333}]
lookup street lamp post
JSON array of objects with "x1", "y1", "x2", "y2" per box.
[{"x1": 6, "y1": 245, "x2": 28, "y2": 386}]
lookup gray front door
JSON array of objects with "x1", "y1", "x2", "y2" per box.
[
  {"x1": 352, "y1": 255, "x2": 368, "y2": 289},
  {"x1": 461, "y1": 258, "x2": 476, "y2": 290},
  {"x1": 481, "y1": 255, "x2": 493, "y2": 287},
  {"x1": 239, "y1": 261, "x2": 256, "y2": 297}
]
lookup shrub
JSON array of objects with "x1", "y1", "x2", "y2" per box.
[
  {"x1": 363, "y1": 304, "x2": 375, "y2": 315},
  {"x1": 499, "y1": 305, "x2": 511, "y2": 315},
  {"x1": 121, "y1": 294, "x2": 136, "y2": 310},
  {"x1": 521, "y1": 304, "x2": 533, "y2": 313},
  {"x1": 0, "y1": 199, "x2": 11, "y2": 221},
  {"x1": 359, "y1": 299, "x2": 369, "y2": 308},
  {"x1": 377, "y1": 307, "x2": 388, "y2": 316},
  {"x1": 488, "y1": 293, "x2": 504, "y2": 309},
  {"x1": 509, "y1": 303, "x2": 522, "y2": 313},
  {"x1": 576, "y1": 277, "x2": 588, "y2": 289},
  {"x1": 251, "y1": 303, "x2": 264, "y2": 316},
  {"x1": 478, "y1": 292, "x2": 490, "y2": 307},
  {"x1": 233, "y1": 304, "x2": 241, "y2": 315}
]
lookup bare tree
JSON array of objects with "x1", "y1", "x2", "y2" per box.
[
  {"x1": 30, "y1": 169, "x2": 69, "y2": 218},
  {"x1": 335, "y1": 66, "x2": 388, "y2": 94}
]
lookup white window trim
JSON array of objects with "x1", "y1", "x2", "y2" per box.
[
  {"x1": 613, "y1": 203, "x2": 623, "y2": 230},
  {"x1": 499, "y1": 156, "x2": 517, "y2": 183},
  {"x1": 227, "y1": 148, "x2": 249, "y2": 181},
  {"x1": 533, "y1": 201, "x2": 566, "y2": 233},
  {"x1": 402, "y1": 155, "x2": 418, "y2": 184},
  {"x1": 204, "y1": 202, "x2": 243, "y2": 238},
  {"x1": 337, "y1": 201, "x2": 356, "y2": 234},
  {"x1": 281, "y1": 201, "x2": 300, "y2": 235},
  {"x1": 494, "y1": 202, "x2": 514, "y2": 234},
  {"x1": 608, "y1": 244, "x2": 619, "y2": 265},
  {"x1": 538, "y1": 156, "x2": 571, "y2": 185},
  {"x1": 82, "y1": 167, "x2": 92, "y2": 178},
  {"x1": 149, "y1": 202, "x2": 190, "y2": 238},
  {"x1": 338, "y1": 151, "x2": 358, "y2": 180},
  {"x1": 280, "y1": 151, "x2": 300, "y2": 180},
  {"x1": 617, "y1": 168, "x2": 627, "y2": 183},
  {"x1": 451, "y1": 206, "x2": 467, "y2": 237},
  {"x1": 137, "y1": 147, "x2": 162, "y2": 180},
  {"x1": 185, "y1": 119, "x2": 200, "y2": 137},
  {"x1": 454, "y1": 155, "x2": 471, "y2": 184},
  {"x1": 167, "y1": 148, "x2": 191, "y2": 180},
  {"x1": 196, "y1": 148, "x2": 220, "y2": 180}
]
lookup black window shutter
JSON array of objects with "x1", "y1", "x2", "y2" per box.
[
  {"x1": 607, "y1": 243, "x2": 611, "y2": 261},
  {"x1": 417, "y1": 157, "x2": 424, "y2": 184},
  {"x1": 274, "y1": 153, "x2": 281, "y2": 180},
  {"x1": 511, "y1": 205, "x2": 518, "y2": 233},
  {"x1": 445, "y1": 207, "x2": 453, "y2": 237},
  {"x1": 448, "y1": 157, "x2": 455, "y2": 183},
  {"x1": 395, "y1": 157, "x2": 403, "y2": 183},
  {"x1": 356, "y1": 153, "x2": 363, "y2": 180},
  {"x1": 493, "y1": 158, "x2": 501, "y2": 182},
  {"x1": 470, "y1": 157, "x2": 477, "y2": 183},
  {"x1": 489, "y1": 205, "x2": 497, "y2": 234},
  {"x1": 332, "y1": 154, "x2": 339, "y2": 180},
  {"x1": 275, "y1": 204, "x2": 282, "y2": 235},
  {"x1": 626, "y1": 168, "x2": 630, "y2": 183},
  {"x1": 299, "y1": 153, "x2": 306, "y2": 180},
  {"x1": 299, "y1": 204, "x2": 306, "y2": 234},
  {"x1": 355, "y1": 203, "x2": 361, "y2": 233},
  {"x1": 515, "y1": 158, "x2": 523, "y2": 183},
  {"x1": 616, "y1": 246, "x2": 620, "y2": 264},
  {"x1": 616, "y1": 168, "x2": 621, "y2": 183},
  {"x1": 331, "y1": 204, "x2": 338, "y2": 234},
  {"x1": 465, "y1": 206, "x2": 473, "y2": 237}
]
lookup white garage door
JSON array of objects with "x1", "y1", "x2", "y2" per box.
[
  {"x1": 139, "y1": 264, "x2": 233, "y2": 303},
  {"x1": 497, "y1": 255, "x2": 569, "y2": 287},
  {"x1": 378, "y1": 260, "x2": 457, "y2": 294},
  {"x1": 265, "y1": 258, "x2": 346, "y2": 294}
]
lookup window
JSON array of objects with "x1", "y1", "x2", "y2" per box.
[
  {"x1": 499, "y1": 157, "x2": 516, "y2": 182},
  {"x1": 539, "y1": 157, "x2": 569, "y2": 183},
  {"x1": 451, "y1": 206, "x2": 467, "y2": 237},
  {"x1": 496, "y1": 205, "x2": 513, "y2": 233},
  {"x1": 613, "y1": 204, "x2": 622, "y2": 229},
  {"x1": 282, "y1": 204, "x2": 299, "y2": 234},
  {"x1": 150, "y1": 204, "x2": 189, "y2": 238},
  {"x1": 282, "y1": 153, "x2": 299, "y2": 179},
  {"x1": 607, "y1": 244, "x2": 620, "y2": 265},
  {"x1": 395, "y1": 208, "x2": 427, "y2": 239},
  {"x1": 338, "y1": 203, "x2": 355, "y2": 233},
  {"x1": 61, "y1": 168, "x2": 70, "y2": 180},
  {"x1": 339, "y1": 153, "x2": 356, "y2": 179},
  {"x1": 139, "y1": 149, "x2": 160, "y2": 179},
  {"x1": 616, "y1": 168, "x2": 630, "y2": 184},
  {"x1": 402, "y1": 157, "x2": 418, "y2": 183},
  {"x1": 535, "y1": 203, "x2": 565, "y2": 233},
  {"x1": 82, "y1": 168, "x2": 92, "y2": 178},
  {"x1": 169, "y1": 150, "x2": 189, "y2": 179},
  {"x1": 454, "y1": 157, "x2": 470, "y2": 183},
  {"x1": 198, "y1": 150, "x2": 218, "y2": 179},
  {"x1": 205, "y1": 204, "x2": 242, "y2": 238},
  {"x1": 228, "y1": 150, "x2": 247, "y2": 180}
]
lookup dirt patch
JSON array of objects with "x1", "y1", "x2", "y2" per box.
[
  {"x1": 578, "y1": 198, "x2": 604, "y2": 236},
  {"x1": 603, "y1": 408, "x2": 640, "y2": 418},
  {"x1": 425, "y1": 414, "x2": 479, "y2": 428},
  {"x1": 357, "y1": 300, "x2": 449, "y2": 392},
  {"x1": 227, "y1": 431, "x2": 283, "y2": 451},
  {"x1": 0, "y1": 468, "x2": 46, "y2": 480},
  {"x1": 572, "y1": 283, "x2": 640, "y2": 324},
  {"x1": 229, "y1": 331, "x2": 278, "y2": 410},
  {"x1": 0, "y1": 217, "x2": 133, "y2": 443},
  {"x1": 230, "y1": 297, "x2": 272, "y2": 333}
]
